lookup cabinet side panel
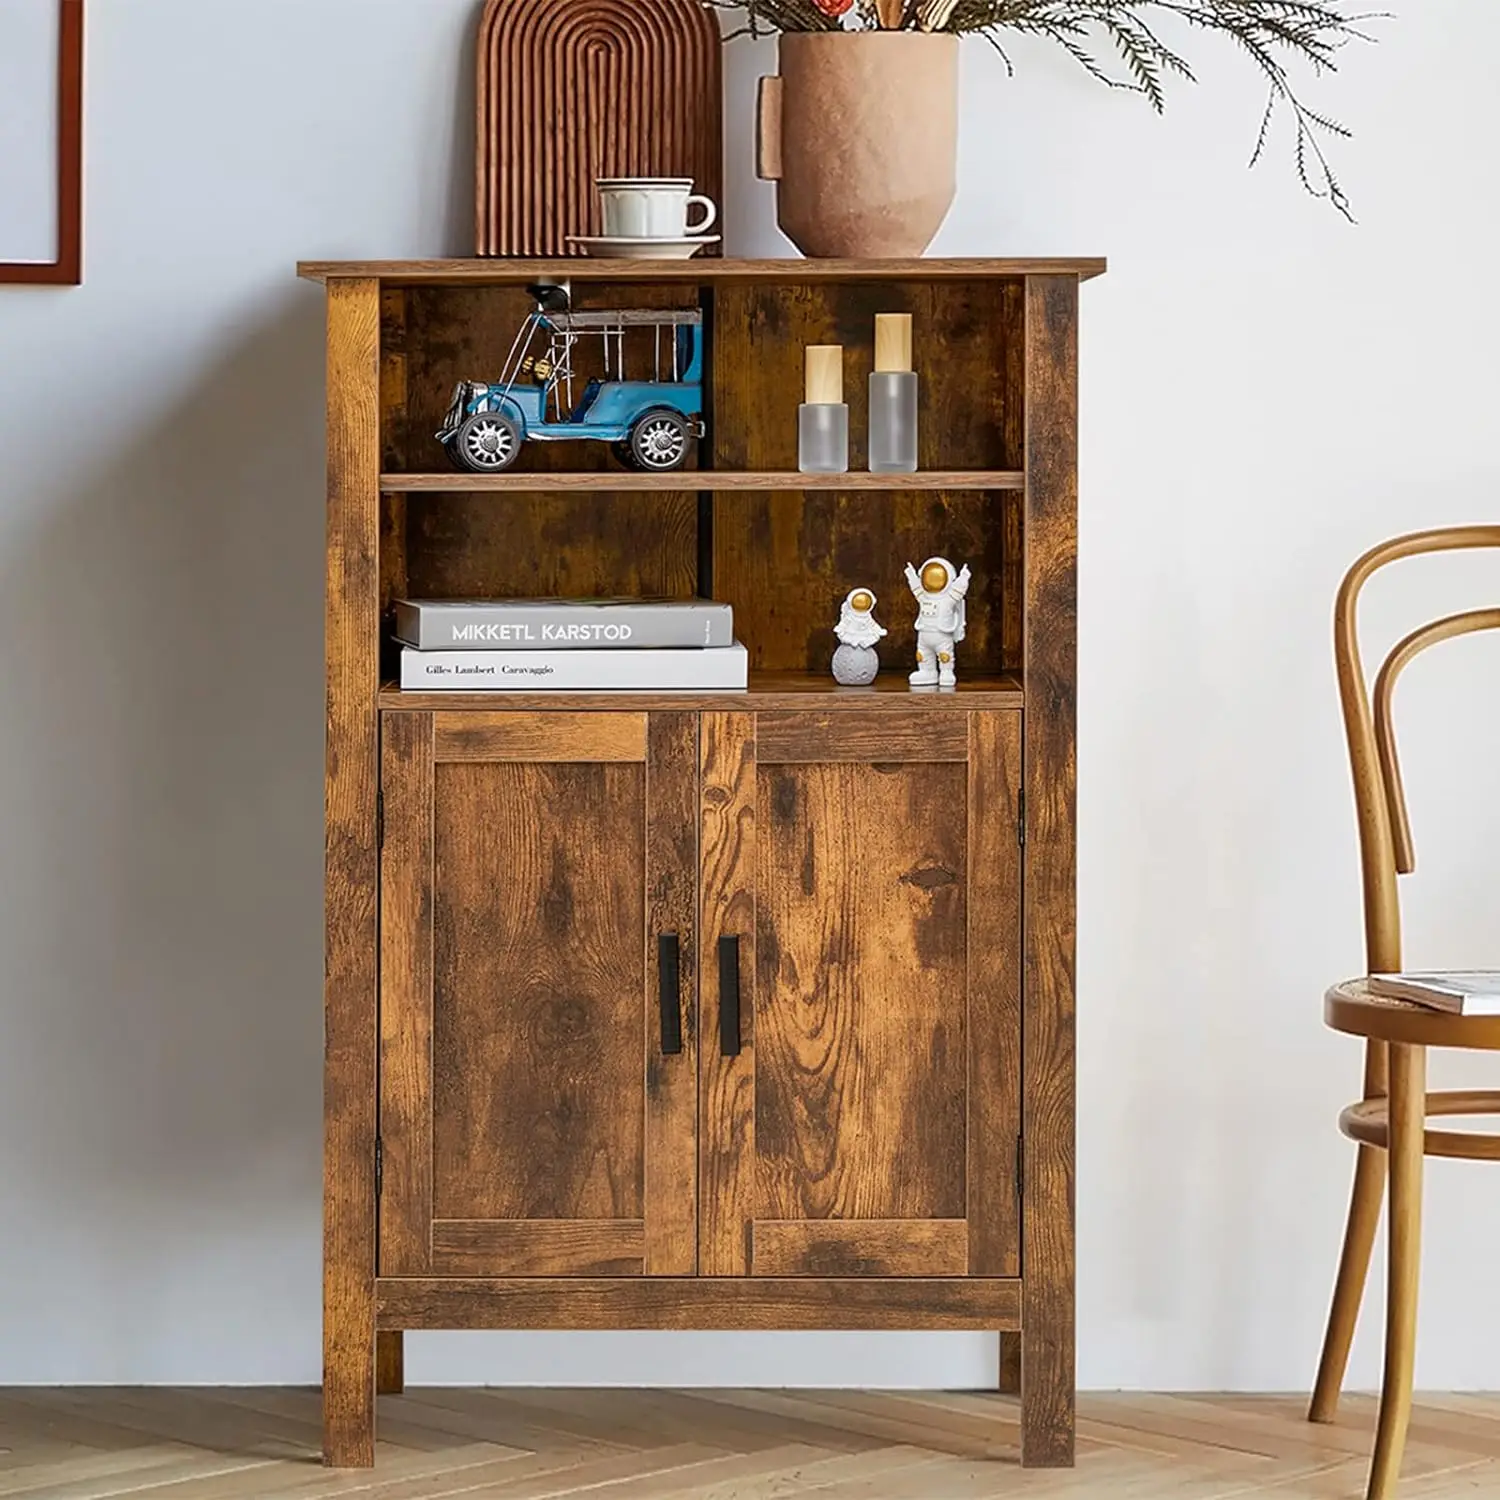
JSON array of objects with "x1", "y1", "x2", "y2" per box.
[
  {"x1": 755, "y1": 761, "x2": 967, "y2": 1223},
  {"x1": 379, "y1": 713, "x2": 435, "y2": 1276},
  {"x1": 431, "y1": 762, "x2": 647, "y2": 1222},
  {"x1": 1022, "y1": 274, "x2": 1079, "y2": 1467},
  {"x1": 324, "y1": 277, "x2": 382, "y2": 1468},
  {"x1": 967, "y1": 710, "x2": 1023, "y2": 1276},
  {"x1": 699, "y1": 712, "x2": 757, "y2": 1276},
  {"x1": 645, "y1": 713, "x2": 700, "y2": 1276}
]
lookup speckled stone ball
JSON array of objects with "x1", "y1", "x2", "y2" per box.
[{"x1": 831, "y1": 644, "x2": 880, "y2": 686}]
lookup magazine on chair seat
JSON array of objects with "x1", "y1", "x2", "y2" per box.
[{"x1": 1368, "y1": 971, "x2": 1500, "y2": 1015}]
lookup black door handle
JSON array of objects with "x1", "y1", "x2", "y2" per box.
[
  {"x1": 719, "y1": 935, "x2": 742, "y2": 1057},
  {"x1": 658, "y1": 934, "x2": 683, "y2": 1056}
]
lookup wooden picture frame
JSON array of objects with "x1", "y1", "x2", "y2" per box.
[{"x1": 0, "y1": 0, "x2": 84, "y2": 286}]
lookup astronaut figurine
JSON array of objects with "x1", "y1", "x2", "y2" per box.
[
  {"x1": 906, "y1": 556, "x2": 971, "y2": 687},
  {"x1": 831, "y1": 587, "x2": 886, "y2": 685}
]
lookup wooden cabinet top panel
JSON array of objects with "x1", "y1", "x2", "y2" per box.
[{"x1": 298, "y1": 257, "x2": 1107, "y2": 286}]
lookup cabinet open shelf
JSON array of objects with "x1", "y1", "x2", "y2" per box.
[
  {"x1": 378, "y1": 669, "x2": 1024, "y2": 712},
  {"x1": 381, "y1": 470, "x2": 1026, "y2": 493}
]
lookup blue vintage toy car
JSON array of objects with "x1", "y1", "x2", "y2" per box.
[{"x1": 437, "y1": 303, "x2": 705, "y2": 473}]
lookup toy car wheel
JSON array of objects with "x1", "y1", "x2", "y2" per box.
[
  {"x1": 455, "y1": 410, "x2": 521, "y2": 472},
  {"x1": 629, "y1": 410, "x2": 691, "y2": 472}
]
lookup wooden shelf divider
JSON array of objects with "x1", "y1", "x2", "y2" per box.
[{"x1": 381, "y1": 470, "x2": 1025, "y2": 493}]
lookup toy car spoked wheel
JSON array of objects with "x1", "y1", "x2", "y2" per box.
[
  {"x1": 628, "y1": 410, "x2": 691, "y2": 472},
  {"x1": 454, "y1": 410, "x2": 521, "y2": 472}
]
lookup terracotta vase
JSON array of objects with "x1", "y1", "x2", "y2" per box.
[{"x1": 756, "y1": 32, "x2": 958, "y2": 259}]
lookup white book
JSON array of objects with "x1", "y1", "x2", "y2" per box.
[
  {"x1": 400, "y1": 642, "x2": 748, "y2": 692},
  {"x1": 1368, "y1": 971, "x2": 1500, "y2": 1015}
]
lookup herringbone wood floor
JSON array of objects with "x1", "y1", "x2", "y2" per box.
[{"x1": 1, "y1": 1388, "x2": 1498, "y2": 1498}]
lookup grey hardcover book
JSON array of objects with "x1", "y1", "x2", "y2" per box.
[{"x1": 394, "y1": 597, "x2": 733, "y2": 650}]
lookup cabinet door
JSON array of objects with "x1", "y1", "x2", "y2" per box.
[
  {"x1": 699, "y1": 710, "x2": 1022, "y2": 1278},
  {"x1": 378, "y1": 711, "x2": 697, "y2": 1278}
]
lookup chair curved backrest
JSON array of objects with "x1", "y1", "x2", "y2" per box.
[{"x1": 1335, "y1": 527, "x2": 1500, "y2": 996}]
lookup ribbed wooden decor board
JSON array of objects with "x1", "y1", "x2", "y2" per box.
[{"x1": 477, "y1": 0, "x2": 723, "y2": 257}]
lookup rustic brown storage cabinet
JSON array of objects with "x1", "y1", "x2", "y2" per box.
[{"x1": 302, "y1": 256, "x2": 1101, "y2": 1469}]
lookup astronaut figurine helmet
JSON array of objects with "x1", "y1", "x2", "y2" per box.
[{"x1": 920, "y1": 558, "x2": 956, "y2": 594}]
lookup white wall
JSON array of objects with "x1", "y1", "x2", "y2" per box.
[{"x1": 0, "y1": 0, "x2": 1495, "y2": 1390}]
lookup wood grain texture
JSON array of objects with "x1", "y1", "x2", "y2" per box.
[
  {"x1": 0, "y1": 0, "x2": 83, "y2": 286},
  {"x1": 1020, "y1": 274, "x2": 1080, "y2": 1469},
  {"x1": 431, "y1": 759, "x2": 646, "y2": 1226},
  {"x1": 698, "y1": 713, "x2": 757, "y2": 1276},
  {"x1": 378, "y1": 712, "x2": 435, "y2": 1278},
  {"x1": 20, "y1": 1387, "x2": 1500, "y2": 1497},
  {"x1": 755, "y1": 760, "x2": 967, "y2": 1226},
  {"x1": 430, "y1": 1221, "x2": 645, "y2": 1277},
  {"x1": 299, "y1": 258, "x2": 1109, "y2": 284},
  {"x1": 645, "y1": 714, "x2": 699, "y2": 1276},
  {"x1": 476, "y1": 0, "x2": 722, "y2": 258},
  {"x1": 711, "y1": 281, "x2": 1026, "y2": 674},
  {"x1": 377, "y1": 1279, "x2": 1020, "y2": 1330},
  {"x1": 752, "y1": 1221, "x2": 968, "y2": 1278},
  {"x1": 755, "y1": 712, "x2": 969, "y2": 764},
  {"x1": 432, "y1": 712, "x2": 647, "y2": 763},
  {"x1": 967, "y1": 711, "x2": 1023, "y2": 1277},
  {"x1": 323, "y1": 278, "x2": 382, "y2": 1469},
  {"x1": 381, "y1": 673, "x2": 1024, "y2": 714},
  {"x1": 375, "y1": 1332, "x2": 404, "y2": 1395},
  {"x1": 380, "y1": 470, "x2": 1026, "y2": 492}
]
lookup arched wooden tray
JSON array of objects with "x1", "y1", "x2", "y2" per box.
[{"x1": 477, "y1": 0, "x2": 723, "y2": 258}]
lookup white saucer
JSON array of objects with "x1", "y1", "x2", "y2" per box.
[{"x1": 566, "y1": 234, "x2": 721, "y2": 260}]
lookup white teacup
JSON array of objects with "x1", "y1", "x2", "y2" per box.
[{"x1": 597, "y1": 177, "x2": 718, "y2": 240}]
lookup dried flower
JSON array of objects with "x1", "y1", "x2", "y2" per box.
[{"x1": 815, "y1": 0, "x2": 856, "y2": 14}]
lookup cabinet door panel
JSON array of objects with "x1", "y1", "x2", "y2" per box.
[
  {"x1": 432, "y1": 758, "x2": 645, "y2": 1222},
  {"x1": 756, "y1": 759, "x2": 968, "y2": 1222},
  {"x1": 380, "y1": 710, "x2": 697, "y2": 1278},
  {"x1": 700, "y1": 710, "x2": 1022, "y2": 1278}
]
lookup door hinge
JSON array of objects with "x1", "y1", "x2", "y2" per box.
[
  {"x1": 376, "y1": 789, "x2": 385, "y2": 850},
  {"x1": 1015, "y1": 1134, "x2": 1025, "y2": 1202},
  {"x1": 1017, "y1": 788, "x2": 1026, "y2": 848},
  {"x1": 375, "y1": 1135, "x2": 384, "y2": 1199}
]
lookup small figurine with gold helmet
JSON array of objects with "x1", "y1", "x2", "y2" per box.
[
  {"x1": 905, "y1": 556, "x2": 970, "y2": 687},
  {"x1": 831, "y1": 587, "x2": 886, "y2": 686}
]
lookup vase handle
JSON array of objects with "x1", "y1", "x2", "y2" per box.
[{"x1": 756, "y1": 76, "x2": 783, "y2": 182}]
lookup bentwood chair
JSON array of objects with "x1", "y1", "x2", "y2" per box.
[{"x1": 1311, "y1": 525, "x2": 1500, "y2": 1500}]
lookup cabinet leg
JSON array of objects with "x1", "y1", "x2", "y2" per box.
[
  {"x1": 998, "y1": 1332, "x2": 1022, "y2": 1395},
  {"x1": 1020, "y1": 1325, "x2": 1074, "y2": 1468},
  {"x1": 376, "y1": 1331, "x2": 405, "y2": 1395},
  {"x1": 323, "y1": 1293, "x2": 376, "y2": 1466}
]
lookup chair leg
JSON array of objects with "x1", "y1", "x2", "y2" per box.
[
  {"x1": 1309, "y1": 1142, "x2": 1386, "y2": 1422},
  {"x1": 1367, "y1": 1043, "x2": 1425, "y2": 1500}
]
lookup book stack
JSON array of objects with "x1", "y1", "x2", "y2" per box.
[{"x1": 394, "y1": 598, "x2": 748, "y2": 692}]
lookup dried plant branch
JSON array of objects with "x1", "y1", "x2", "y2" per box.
[{"x1": 701, "y1": 1, "x2": 1382, "y2": 215}]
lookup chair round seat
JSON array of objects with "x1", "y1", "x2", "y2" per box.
[{"x1": 1325, "y1": 977, "x2": 1500, "y2": 1050}]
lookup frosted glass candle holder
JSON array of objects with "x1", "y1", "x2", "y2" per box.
[{"x1": 798, "y1": 403, "x2": 849, "y2": 474}]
